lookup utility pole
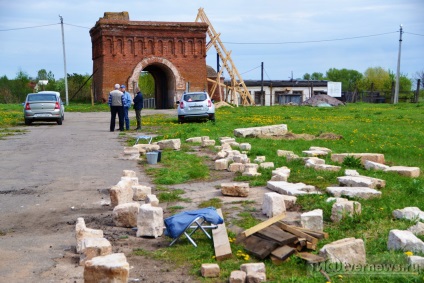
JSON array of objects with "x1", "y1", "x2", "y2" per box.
[
  {"x1": 59, "y1": 15, "x2": 69, "y2": 105},
  {"x1": 261, "y1": 62, "x2": 264, "y2": 106},
  {"x1": 394, "y1": 25, "x2": 403, "y2": 104}
]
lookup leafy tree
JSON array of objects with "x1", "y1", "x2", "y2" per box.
[
  {"x1": 67, "y1": 73, "x2": 92, "y2": 102},
  {"x1": 415, "y1": 70, "x2": 424, "y2": 89},
  {"x1": 36, "y1": 69, "x2": 56, "y2": 91},
  {"x1": 302, "y1": 72, "x2": 324, "y2": 81},
  {"x1": 12, "y1": 70, "x2": 33, "y2": 102},
  {"x1": 138, "y1": 71, "x2": 155, "y2": 98},
  {"x1": 326, "y1": 68, "x2": 363, "y2": 91}
]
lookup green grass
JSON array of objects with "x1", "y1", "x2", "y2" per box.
[{"x1": 144, "y1": 149, "x2": 210, "y2": 185}]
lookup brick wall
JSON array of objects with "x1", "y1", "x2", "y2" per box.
[{"x1": 90, "y1": 13, "x2": 208, "y2": 108}]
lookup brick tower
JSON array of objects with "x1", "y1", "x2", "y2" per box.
[{"x1": 89, "y1": 12, "x2": 208, "y2": 108}]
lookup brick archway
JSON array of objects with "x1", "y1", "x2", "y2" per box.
[
  {"x1": 128, "y1": 56, "x2": 184, "y2": 109},
  {"x1": 89, "y1": 12, "x2": 209, "y2": 107}
]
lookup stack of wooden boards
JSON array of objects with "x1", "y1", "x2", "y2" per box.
[{"x1": 236, "y1": 214, "x2": 328, "y2": 264}]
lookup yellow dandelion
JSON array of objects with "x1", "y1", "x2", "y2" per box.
[{"x1": 405, "y1": 251, "x2": 413, "y2": 257}]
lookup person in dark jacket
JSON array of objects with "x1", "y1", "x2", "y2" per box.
[{"x1": 133, "y1": 88, "x2": 144, "y2": 130}]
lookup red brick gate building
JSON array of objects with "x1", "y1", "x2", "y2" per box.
[{"x1": 89, "y1": 12, "x2": 209, "y2": 108}]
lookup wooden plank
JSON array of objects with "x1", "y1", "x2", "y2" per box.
[
  {"x1": 306, "y1": 241, "x2": 317, "y2": 251},
  {"x1": 295, "y1": 227, "x2": 329, "y2": 239},
  {"x1": 296, "y1": 252, "x2": 325, "y2": 263},
  {"x1": 236, "y1": 213, "x2": 286, "y2": 243},
  {"x1": 212, "y1": 208, "x2": 232, "y2": 260},
  {"x1": 275, "y1": 222, "x2": 318, "y2": 246},
  {"x1": 255, "y1": 225, "x2": 297, "y2": 246},
  {"x1": 271, "y1": 245, "x2": 296, "y2": 261},
  {"x1": 243, "y1": 235, "x2": 280, "y2": 260}
]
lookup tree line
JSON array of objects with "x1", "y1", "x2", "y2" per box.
[
  {"x1": 303, "y1": 67, "x2": 423, "y2": 101},
  {"x1": 0, "y1": 67, "x2": 422, "y2": 104}
]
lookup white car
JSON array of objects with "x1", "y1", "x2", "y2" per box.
[
  {"x1": 23, "y1": 91, "x2": 65, "y2": 125},
  {"x1": 176, "y1": 92, "x2": 215, "y2": 123}
]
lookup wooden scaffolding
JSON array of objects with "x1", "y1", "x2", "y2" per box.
[{"x1": 195, "y1": 8, "x2": 255, "y2": 106}]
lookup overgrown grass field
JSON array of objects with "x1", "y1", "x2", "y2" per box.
[
  {"x1": 1, "y1": 102, "x2": 423, "y2": 282},
  {"x1": 138, "y1": 102, "x2": 424, "y2": 283}
]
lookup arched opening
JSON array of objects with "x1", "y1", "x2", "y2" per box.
[
  {"x1": 128, "y1": 57, "x2": 185, "y2": 109},
  {"x1": 143, "y1": 64, "x2": 175, "y2": 109}
]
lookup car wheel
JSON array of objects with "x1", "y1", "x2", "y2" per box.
[
  {"x1": 178, "y1": 116, "x2": 184, "y2": 124},
  {"x1": 57, "y1": 118, "x2": 63, "y2": 125},
  {"x1": 209, "y1": 114, "x2": 215, "y2": 122},
  {"x1": 24, "y1": 119, "x2": 32, "y2": 125}
]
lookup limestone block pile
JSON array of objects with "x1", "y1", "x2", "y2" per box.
[
  {"x1": 200, "y1": 262, "x2": 266, "y2": 282},
  {"x1": 326, "y1": 174, "x2": 384, "y2": 199},
  {"x1": 388, "y1": 207, "x2": 424, "y2": 254},
  {"x1": 267, "y1": 181, "x2": 320, "y2": 196}
]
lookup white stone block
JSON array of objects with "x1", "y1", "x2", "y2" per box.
[
  {"x1": 337, "y1": 175, "x2": 385, "y2": 189},
  {"x1": 364, "y1": 160, "x2": 390, "y2": 171},
  {"x1": 228, "y1": 162, "x2": 245, "y2": 172},
  {"x1": 345, "y1": 169, "x2": 360, "y2": 176},
  {"x1": 201, "y1": 263, "x2": 220, "y2": 278},
  {"x1": 221, "y1": 182, "x2": 249, "y2": 197},
  {"x1": 384, "y1": 166, "x2": 420, "y2": 178},
  {"x1": 132, "y1": 185, "x2": 152, "y2": 201},
  {"x1": 277, "y1": 150, "x2": 295, "y2": 157},
  {"x1": 110, "y1": 183, "x2": 133, "y2": 208},
  {"x1": 246, "y1": 272, "x2": 266, "y2": 282},
  {"x1": 120, "y1": 176, "x2": 139, "y2": 186},
  {"x1": 309, "y1": 146, "x2": 332, "y2": 153},
  {"x1": 157, "y1": 139, "x2": 181, "y2": 150},
  {"x1": 408, "y1": 222, "x2": 424, "y2": 235},
  {"x1": 301, "y1": 209, "x2": 323, "y2": 231},
  {"x1": 326, "y1": 186, "x2": 382, "y2": 199},
  {"x1": 408, "y1": 256, "x2": 424, "y2": 268},
  {"x1": 262, "y1": 192, "x2": 286, "y2": 218},
  {"x1": 267, "y1": 181, "x2": 319, "y2": 196},
  {"x1": 75, "y1": 218, "x2": 103, "y2": 254},
  {"x1": 331, "y1": 201, "x2": 361, "y2": 222},
  {"x1": 319, "y1": 238, "x2": 366, "y2": 265},
  {"x1": 215, "y1": 158, "x2": 229, "y2": 170},
  {"x1": 314, "y1": 164, "x2": 341, "y2": 172},
  {"x1": 239, "y1": 143, "x2": 251, "y2": 151},
  {"x1": 137, "y1": 204, "x2": 164, "y2": 238},
  {"x1": 302, "y1": 150, "x2": 329, "y2": 157},
  {"x1": 146, "y1": 194, "x2": 159, "y2": 206},
  {"x1": 80, "y1": 237, "x2": 112, "y2": 265},
  {"x1": 230, "y1": 270, "x2": 247, "y2": 283},
  {"x1": 387, "y1": 229, "x2": 424, "y2": 253},
  {"x1": 112, "y1": 202, "x2": 140, "y2": 227},
  {"x1": 393, "y1": 207, "x2": 424, "y2": 221},
  {"x1": 254, "y1": 156, "x2": 266, "y2": 163},
  {"x1": 240, "y1": 262, "x2": 265, "y2": 274},
  {"x1": 281, "y1": 195, "x2": 297, "y2": 209},
  {"x1": 186, "y1": 137, "x2": 202, "y2": 143},
  {"x1": 260, "y1": 162, "x2": 274, "y2": 169},
  {"x1": 202, "y1": 139, "x2": 216, "y2": 147},
  {"x1": 84, "y1": 253, "x2": 129, "y2": 283}
]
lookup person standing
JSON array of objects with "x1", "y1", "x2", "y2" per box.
[
  {"x1": 121, "y1": 85, "x2": 132, "y2": 130},
  {"x1": 133, "y1": 87, "x2": 144, "y2": 130},
  {"x1": 108, "y1": 83, "x2": 124, "y2": 132}
]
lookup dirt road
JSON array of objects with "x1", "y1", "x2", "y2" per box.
[{"x1": 0, "y1": 111, "x2": 172, "y2": 282}]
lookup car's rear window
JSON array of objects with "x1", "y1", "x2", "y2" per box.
[
  {"x1": 183, "y1": 93, "x2": 206, "y2": 102},
  {"x1": 28, "y1": 94, "x2": 57, "y2": 102}
]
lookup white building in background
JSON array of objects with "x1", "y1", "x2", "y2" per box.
[{"x1": 224, "y1": 80, "x2": 341, "y2": 106}]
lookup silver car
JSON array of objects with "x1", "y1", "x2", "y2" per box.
[
  {"x1": 23, "y1": 91, "x2": 65, "y2": 125},
  {"x1": 176, "y1": 92, "x2": 215, "y2": 123}
]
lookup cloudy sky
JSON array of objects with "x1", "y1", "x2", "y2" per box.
[{"x1": 1, "y1": 0, "x2": 423, "y2": 81}]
